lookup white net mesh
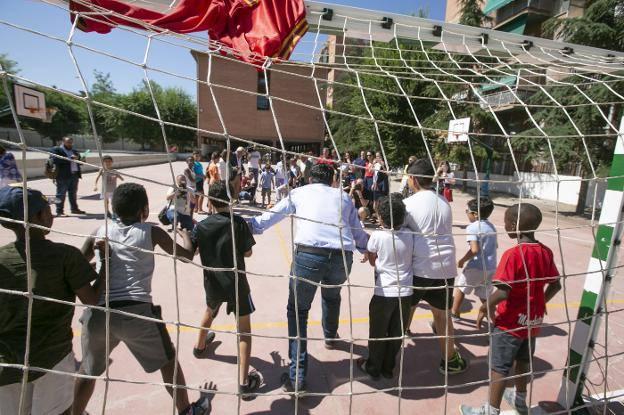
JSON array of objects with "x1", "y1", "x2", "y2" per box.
[{"x1": 1, "y1": 1, "x2": 624, "y2": 414}]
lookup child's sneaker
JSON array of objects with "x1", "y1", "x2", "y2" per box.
[
  {"x1": 192, "y1": 332, "x2": 216, "y2": 359},
  {"x1": 503, "y1": 387, "x2": 529, "y2": 414},
  {"x1": 439, "y1": 351, "x2": 468, "y2": 375},
  {"x1": 451, "y1": 313, "x2": 461, "y2": 322},
  {"x1": 180, "y1": 396, "x2": 211, "y2": 415},
  {"x1": 459, "y1": 403, "x2": 500, "y2": 415},
  {"x1": 240, "y1": 370, "x2": 263, "y2": 401}
]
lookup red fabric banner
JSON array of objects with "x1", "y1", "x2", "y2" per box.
[{"x1": 70, "y1": 0, "x2": 307, "y2": 63}]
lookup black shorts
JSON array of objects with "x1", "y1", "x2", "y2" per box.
[
  {"x1": 411, "y1": 276, "x2": 454, "y2": 310},
  {"x1": 490, "y1": 327, "x2": 536, "y2": 376},
  {"x1": 203, "y1": 275, "x2": 255, "y2": 317},
  {"x1": 196, "y1": 180, "x2": 204, "y2": 193}
]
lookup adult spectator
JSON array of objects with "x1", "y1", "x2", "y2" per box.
[
  {"x1": 0, "y1": 186, "x2": 100, "y2": 414},
  {"x1": 363, "y1": 151, "x2": 375, "y2": 215},
  {"x1": 230, "y1": 147, "x2": 246, "y2": 200},
  {"x1": 353, "y1": 150, "x2": 367, "y2": 179},
  {"x1": 192, "y1": 151, "x2": 206, "y2": 214},
  {"x1": 288, "y1": 158, "x2": 301, "y2": 189},
  {"x1": 49, "y1": 137, "x2": 86, "y2": 216},
  {"x1": 299, "y1": 154, "x2": 314, "y2": 186},
  {"x1": 403, "y1": 159, "x2": 468, "y2": 374},
  {"x1": 249, "y1": 164, "x2": 369, "y2": 393},
  {"x1": 371, "y1": 153, "x2": 389, "y2": 215},
  {"x1": 437, "y1": 160, "x2": 456, "y2": 202},
  {"x1": 247, "y1": 147, "x2": 262, "y2": 203},
  {"x1": 217, "y1": 150, "x2": 228, "y2": 183},
  {"x1": 339, "y1": 151, "x2": 355, "y2": 187},
  {"x1": 316, "y1": 147, "x2": 335, "y2": 167},
  {"x1": 400, "y1": 156, "x2": 417, "y2": 198},
  {"x1": 0, "y1": 144, "x2": 22, "y2": 188}
]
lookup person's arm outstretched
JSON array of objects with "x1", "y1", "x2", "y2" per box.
[
  {"x1": 248, "y1": 194, "x2": 295, "y2": 234},
  {"x1": 457, "y1": 240, "x2": 480, "y2": 268},
  {"x1": 151, "y1": 225, "x2": 194, "y2": 260}
]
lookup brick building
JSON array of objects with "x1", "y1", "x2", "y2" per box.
[{"x1": 191, "y1": 51, "x2": 328, "y2": 157}]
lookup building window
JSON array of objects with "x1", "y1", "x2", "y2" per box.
[{"x1": 257, "y1": 71, "x2": 270, "y2": 110}]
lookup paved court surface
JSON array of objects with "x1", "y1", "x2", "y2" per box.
[{"x1": 3, "y1": 161, "x2": 623, "y2": 415}]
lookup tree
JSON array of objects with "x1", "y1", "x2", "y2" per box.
[
  {"x1": 517, "y1": 0, "x2": 624, "y2": 214},
  {"x1": 90, "y1": 70, "x2": 123, "y2": 143},
  {"x1": 458, "y1": 0, "x2": 492, "y2": 27},
  {"x1": 543, "y1": 0, "x2": 624, "y2": 52},
  {"x1": 0, "y1": 54, "x2": 20, "y2": 124},
  {"x1": 31, "y1": 89, "x2": 86, "y2": 144},
  {"x1": 118, "y1": 80, "x2": 196, "y2": 150}
]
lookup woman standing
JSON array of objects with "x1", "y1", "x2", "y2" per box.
[
  {"x1": 0, "y1": 145, "x2": 22, "y2": 188},
  {"x1": 437, "y1": 160, "x2": 456, "y2": 202}
]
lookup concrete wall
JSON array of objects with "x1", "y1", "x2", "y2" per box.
[
  {"x1": 458, "y1": 170, "x2": 607, "y2": 209},
  {"x1": 193, "y1": 51, "x2": 327, "y2": 148},
  {"x1": 0, "y1": 127, "x2": 145, "y2": 152}
]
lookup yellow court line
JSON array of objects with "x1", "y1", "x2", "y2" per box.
[
  {"x1": 165, "y1": 298, "x2": 624, "y2": 334},
  {"x1": 71, "y1": 299, "x2": 624, "y2": 337}
]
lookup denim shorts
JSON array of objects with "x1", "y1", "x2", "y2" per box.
[{"x1": 490, "y1": 327, "x2": 536, "y2": 376}]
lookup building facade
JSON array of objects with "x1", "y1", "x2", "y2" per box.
[{"x1": 192, "y1": 51, "x2": 328, "y2": 156}]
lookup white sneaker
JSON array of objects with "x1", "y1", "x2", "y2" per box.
[
  {"x1": 503, "y1": 388, "x2": 529, "y2": 415},
  {"x1": 458, "y1": 403, "x2": 500, "y2": 415}
]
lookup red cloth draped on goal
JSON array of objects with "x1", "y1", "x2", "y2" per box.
[{"x1": 69, "y1": 0, "x2": 308, "y2": 63}]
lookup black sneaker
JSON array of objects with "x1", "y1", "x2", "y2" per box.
[
  {"x1": 324, "y1": 334, "x2": 340, "y2": 350},
  {"x1": 439, "y1": 351, "x2": 468, "y2": 375},
  {"x1": 71, "y1": 209, "x2": 86, "y2": 214},
  {"x1": 280, "y1": 373, "x2": 305, "y2": 394},
  {"x1": 240, "y1": 370, "x2": 263, "y2": 401},
  {"x1": 192, "y1": 332, "x2": 216, "y2": 359}
]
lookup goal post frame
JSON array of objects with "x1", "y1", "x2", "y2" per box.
[{"x1": 558, "y1": 116, "x2": 624, "y2": 411}]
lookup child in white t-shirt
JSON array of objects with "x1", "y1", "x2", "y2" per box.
[
  {"x1": 93, "y1": 155, "x2": 123, "y2": 218},
  {"x1": 452, "y1": 198, "x2": 498, "y2": 321},
  {"x1": 357, "y1": 193, "x2": 413, "y2": 380}
]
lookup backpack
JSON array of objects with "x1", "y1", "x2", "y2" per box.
[{"x1": 44, "y1": 158, "x2": 57, "y2": 180}]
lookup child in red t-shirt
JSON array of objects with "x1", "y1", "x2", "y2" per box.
[{"x1": 460, "y1": 203, "x2": 561, "y2": 415}]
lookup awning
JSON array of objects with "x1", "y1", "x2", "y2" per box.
[
  {"x1": 480, "y1": 75, "x2": 517, "y2": 92},
  {"x1": 483, "y1": 0, "x2": 514, "y2": 15},
  {"x1": 497, "y1": 15, "x2": 528, "y2": 34}
]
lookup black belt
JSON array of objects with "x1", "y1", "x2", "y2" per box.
[{"x1": 295, "y1": 244, "x2": 343, "y2": 256}]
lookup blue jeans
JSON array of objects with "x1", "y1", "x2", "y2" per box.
[
  {"x1": 166, "y1": 209, "x2": 194, "y2": 231},
  {"x1": 287, "y1": 249, "x2": 353, "y2": 388},
  {"x1": 55, "y1": 174, "x2": 79, "y2": 214}
]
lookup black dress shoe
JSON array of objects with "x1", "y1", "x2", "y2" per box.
[{"x1": 71, "y1": 209, "x2": 86, "y2": 214}]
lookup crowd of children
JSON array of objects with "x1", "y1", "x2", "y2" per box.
[{"x1": 0, "y1": 151, "x2": 563, "y2": 415}]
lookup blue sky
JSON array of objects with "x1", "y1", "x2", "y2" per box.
[{"x1": 0, "y1": 0, "x2": 446, "y2": 98}]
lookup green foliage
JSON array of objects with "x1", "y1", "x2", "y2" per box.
[
  {"x1": 542, "y1": 0, "x2": 624, "y2": 51},
  {"x1": 458, "y1": 0, "x2": 492, "y2": 27},
  {"x1": 31, "y1": 90, "x2": 86, "y2": 143},
  {"x1": 0, "y1": 54, "x2": 19, "y2": 119},
  {"x1": 91, "y1": 70, "x2": 123, "y2": 143},
  {"x1": 116, "y1": 80, "x2": 196, "y2": 150}
]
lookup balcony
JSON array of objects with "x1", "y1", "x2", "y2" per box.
[
  {"x1": 494, "y1": 0, "x2": 561, "y2": 27},
  {"x1": 479, "y1": 88, "x2": 535, "y2": 110}
]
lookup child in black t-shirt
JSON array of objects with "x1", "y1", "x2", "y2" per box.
[{"x1": 191, "y1": 181, "x2": 261, "y2": 400}]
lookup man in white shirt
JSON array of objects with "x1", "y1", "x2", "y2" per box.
[
  {"x1": 249, "y1": 163, "x2": 369, "y2": 393},
  {"x1": 247, "y1": 147, "x2": 261, "y2": 204},
  {"x1": 403, "y1": 158, "x2": 468, "y2": 375}
]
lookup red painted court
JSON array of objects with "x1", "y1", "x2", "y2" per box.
[{"x1": 4, "y1": 161, "x2": 623, "y2": 415}]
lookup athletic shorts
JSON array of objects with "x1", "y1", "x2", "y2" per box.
[
  {"x1": 204, "y1": 275, "x2": 255, "y2": 317},
  {"x1": 456, "y1": 268, "x2": 495, "y2": 300},
  {"x1": 196, "y1": 180, "x2": 204, "y2": 194},
  {"x1": 0, "y1": 352, "x2": 75, "y2": 415},
  {"x1": 261, "y1": 188, "x2": 271, "y2": 197},
  {"x1": 490, "y1": 327, "x2": 536, "y2": 376},
  {"x1": 411, "y1": 276, "x2": 455, "y2": 310},
  {"x1": 80, "y1": 302, "x2": 175, "y2": 376}
]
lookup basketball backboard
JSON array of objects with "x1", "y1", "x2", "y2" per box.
[
  {"x1": 14, "y1": 84, "x2": 47, "y2": 121},
  {"x1": 447, "y1": 117, "x2": 471, "y2": 143}
]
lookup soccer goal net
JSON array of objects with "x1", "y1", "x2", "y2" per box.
[{"x1": 0, "y1": 0, "x2": 623, "y2": 414}]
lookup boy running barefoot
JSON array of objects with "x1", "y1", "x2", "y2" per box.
[
  {"x1": 73, "y1": 183, "x2": 210, "y2": 415},
  {"x1": 357, "y1": 193, "x2": 413, "y2": 380},
  {"x1": 452, "y1": 198, "x2": 497, "y2": 321},
  {"x1": 192, "y1": 181, "x2": 262, "y2": 400},
  {"x1": 460, "y1": 203, "x2": 561, "y2": 415}
]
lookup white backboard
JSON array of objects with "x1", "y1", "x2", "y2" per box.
[
  {"x1": 14, "y1": 84, "x2": 47, "y2": 121},
  {"x1": 447, "y1": 117, "x2": 471, "y2": 143}
]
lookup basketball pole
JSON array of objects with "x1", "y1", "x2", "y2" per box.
[{"x1": 558, "y1": 116, "x2": 624, "y2": 412}]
